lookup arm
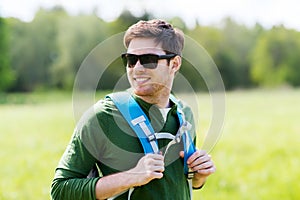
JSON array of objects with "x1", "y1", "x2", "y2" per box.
[
  {"x1": 95, "y1": 153, "x2": 165, "y2": 200},
  {"x1": 51, "y1": 134, "x2": 165, "y2": 200},
  {"x1": 50, "y1": 136, "x2": 165, "y2": 200},
  {"x1": 50, "y1": 134, "x2": 100, "y2": 200}
]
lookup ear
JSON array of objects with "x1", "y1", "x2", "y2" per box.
[{"x1": 170, "y1": 55, "x2": 182, "y2": 73}]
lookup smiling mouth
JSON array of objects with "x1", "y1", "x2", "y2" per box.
[{"x1": 134, "y1": 77, "x2": 150, "y2": 84}]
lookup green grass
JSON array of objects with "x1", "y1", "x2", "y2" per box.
[
  {"x1": 194, "y1": 89, "x2": 300, "y2": 200},
  {"x1": 0, "y1": 89, "x2": 299, "y2": 199},
  {"x1": 0, "y1": 91, "x2": 75, "y2": 199}
]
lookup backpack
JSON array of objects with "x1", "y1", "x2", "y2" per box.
[
  {"x1": 89, "y1": 91, "x2": 196, "y2": 199},
  {"x1": 108, "y1": 91, "x2": 196, "y2": 176}
]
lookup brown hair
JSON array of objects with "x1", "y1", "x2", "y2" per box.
[{"x1": 123, "y1": 19, "x2": 184, "y2": 56}]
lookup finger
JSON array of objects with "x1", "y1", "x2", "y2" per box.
[
  {"x1": 189, "y1": 154, "x2": 212, "y2": 168},
  {"x1": 149, "y1": 159, "x2": 165, "y2": 168},
  {"x1": 143, "y1": 162, "x2": 165, "y2": 174},
  {"x1": 146, "y1": 153, "x2": 164, "y2": 161},
  {"x1": 187, "y1": 150, "x2": 210, "y2": 164},
  {"x1": 187, "y1": 150, "x2": 207, "y2": 164},
  {"x1": 196, "y1": 166, "x2": 216, "y2": 175},
  {"x1": 152, "y1": 165, "x2": 165, "y2": 173},
  {"x1": 151, "y1": 171, "x2": 164, "y2": 179},
  {"x1": 144, "y1": 155, "x2": 165, "y2": 169},
  {"x1": 191, "y1": 160, "x2": 214, "y2": 171},
  {"x1": 179, "y1": 151, "x2": 184, "y2": 158}
]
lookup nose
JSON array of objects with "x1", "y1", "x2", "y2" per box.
[{"x1": 134, "y1": 59, "x2": 145, "y2": 70}]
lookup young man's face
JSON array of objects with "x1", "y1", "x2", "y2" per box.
[{"x1": 126, "y1": 38, "x2": 180, "y2": 98}]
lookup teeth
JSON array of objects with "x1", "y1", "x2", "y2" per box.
[{"x1": 135, "y1": 78, "x2": 148, "y2": 82}]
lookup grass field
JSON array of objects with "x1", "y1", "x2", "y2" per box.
[{"x1": 0, "y1": 89, "x2": 299, "y2": 199}]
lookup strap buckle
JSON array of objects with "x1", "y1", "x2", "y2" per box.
[
  {"x1": 147, "y1": 134, "x2": 156, "y2": 142},
  {"x1": 186, "y1": 171, "x2": 195, "y2": 179}
]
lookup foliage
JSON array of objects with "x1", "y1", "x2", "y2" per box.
[
  {"x1": 187, "y1": 18, "x2": 264, "y2": 90},
  {"x1": 217, "y1": 19, "x2": 264, "y2": 89},
  {"x1": 51, "y1": 13, "x2": 109, "y2": 89},
  {"x1": 0, "y1": 17, "x2": 14, "y2": 91},
  {"x1": 2, "y1": 8, "x2": 300, "y2": 92},
  {"x1": 250, "y1": 26, "x2": 300, "y2": 87},
  {"x1": 7, "y1": 8, "x2": 65, "y2": 91}
]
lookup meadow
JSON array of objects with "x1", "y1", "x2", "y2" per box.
[{"x1": 0, "y1": 89, "x2": 299, "y2": 199}]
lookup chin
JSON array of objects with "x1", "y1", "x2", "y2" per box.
[
  {"x1": 134, "y1": 89, "x2": 152, "y2": 96},
  {"x1": 133, "y1": 86, "x2": 156, "y2": 96},
  {"x1": 133, "y1": 82, "x2": 168, "y2": 96}
]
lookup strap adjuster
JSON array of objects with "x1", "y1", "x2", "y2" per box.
[
  {"x1": 147, "y1": 134, "x2": 156, "y2": 142},
  {"x1": 186, "y1": 171, "x2": 194, "y2": 179}
]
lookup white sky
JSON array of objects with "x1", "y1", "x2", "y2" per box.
[{"x1": 0, "y1": 0, "x2": 299, "y2": 30}]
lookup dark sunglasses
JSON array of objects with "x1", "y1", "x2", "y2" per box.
[{"x1": 121, "y1": 53, "x2": 177, "y2": 69}]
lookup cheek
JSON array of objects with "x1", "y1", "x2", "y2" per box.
[
  {"x1": 159, "y1": 67, "x2": 172, "y2": 79},
  {"x1": 126, "y1": 69, "x2": 133, "y2": 79}
]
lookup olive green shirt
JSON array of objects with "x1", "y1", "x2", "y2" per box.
[{"x1": 51, "y1": 94, "x2": 196, "y2": 200}]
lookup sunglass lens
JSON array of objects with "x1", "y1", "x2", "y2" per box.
[
  {"x1": 128, "y1": 55, "x2": 139, "y2": 68},
  {"x1": 122, "y1": 54, "x2": 138, "y2": 68},
  {"x1": 140, "y1": 54, "x2": 158, "y2": 69},
  {"x1": 122, "y1": 54, "x2": 161, "y2": 69},
  {"x1": 121, "y1": 55, "x2": 128, "y2": 67}
]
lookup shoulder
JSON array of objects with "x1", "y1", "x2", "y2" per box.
[
  {"x1": 172, "y1": 97, "x2": 195, "y2": 129},
  {"x1": 75, "y1": 96, "x2": 117, "y2": 132},
  {"x1": 171, "y1": 95, "x2": 193, "y2": 116},
  {"x1": 180, "y1": 100, "x2": 193, "y2": 117}
]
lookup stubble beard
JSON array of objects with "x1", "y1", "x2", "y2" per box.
[{"x1": 133, "y1": 82, "x2": 170, "y2": 104}]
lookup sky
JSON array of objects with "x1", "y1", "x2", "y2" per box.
[{"x1": 0, "y1": 0, "x2": 299, "y2": 30}]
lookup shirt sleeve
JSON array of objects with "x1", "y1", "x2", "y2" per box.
[{"x1": 50, "y1": 125, "x2": 100, "y2": 200}]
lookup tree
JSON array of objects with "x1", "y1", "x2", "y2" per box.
[
  {"x1": 108, "y1": 10, "x2": 153, "y2": 35},
  {"x1": 8, "y1": 8, "x2": 66, "y2": 91},
  {"x1": 51, "y1": 14, "x2": 109, "y2": 89},
  {"x1": 187, "y1": 18, "x2": 263, "y2": 90},
  {"x1": 186, "y1": 25, "x2": 223, "y2": 91},
  {"x1": 250, "y1": 26, "x2": 300, "y2": 87},
  {"x1": 217, "y1": 18, "x2": 263, "y2": 89},
  {"x1": 0, "y1": 17, "x2": 14, "y2": 91}
]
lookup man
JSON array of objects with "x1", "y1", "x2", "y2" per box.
[{"x1": 51, "y1": 19, "x2": 215, "y2": 200}]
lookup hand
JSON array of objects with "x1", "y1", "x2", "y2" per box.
[
  {"x1": 180, "y1": 150, "x2": 216, "y2": 187},
  {"x1": 186, "y1": 150, "x2": 216, "y2": 176},
  {"x1": 128, "y1": 153, "x2": 165, "y2": 187}
]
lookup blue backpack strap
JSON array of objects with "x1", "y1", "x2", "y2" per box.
[
  {"x1": 107, "y1": 91, "x2": 159, "y2": 154},
  {"x1": 108, "y1": 92, "x2": 196, "y2": 177},
  {"x1": 170, "y1": 94, "x2": 196, "y2": 177}
]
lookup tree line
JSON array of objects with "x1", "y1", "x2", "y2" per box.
[{"x1": 1, "y1": 6, "x2": 300, "y2": 92}]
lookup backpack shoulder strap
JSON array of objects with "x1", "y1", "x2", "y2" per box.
[
  {"x1": 107, "y1": 91, "x2": 159, "y2": 154},
  {"x1": 108, "y1": 92, "x2": 196, "y2": 176},
  {"x1": 106, "y1": 92, "x2": 196, "y2": 199},
  {"x1": 170, "y1": 94, "x2": 196, "y2": 177}
]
